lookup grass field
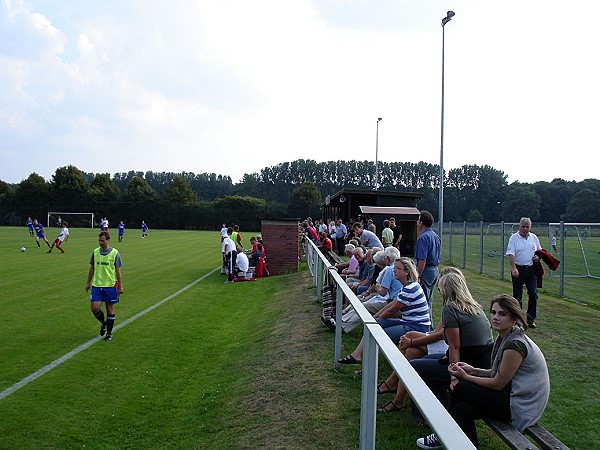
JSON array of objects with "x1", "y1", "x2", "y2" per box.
[{"x1": 1, "y1": 226, "x2": 598, "y2": 449}]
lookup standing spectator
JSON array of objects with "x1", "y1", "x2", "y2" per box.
[
  {"x1": 551, "y1": 235, "x2": 557, "y2": 253},
  {"x1": 117, "y1": 221, "x2": 125, "y2": 243},
  {"x1": 414, "y1": 211, "x2": 441, "y2": 321},
  {"x1": 26, "y1": 217, "x2": 34, "y2": 236},
  {"x1": 506, "y1": 217, "x2": 542, "y2": 328},
  {"x1": 222, "y1": 227, "x2": 237, "y2": 282},
  {"x1": 32, "y1": 219, "x2": 51, "y2": 248},
  {"x1": 85, "y1": 231, "x2": 123, "y2": 341},
  {"x1": 48, "y1": 222, "x2": 69, "y2": 253},
  {"x1": 353, "y1": 221, "x2": 384, "y2": 249},
  {"x1": 220, "y1": 223, "x2": 228, "y2": 240},
  {"x1": 367, "y1": 219, "x2": 376, "y2": 234},
  {"x1": 231, "y1": 225, "x2": 243, "y2": 251},
  {"x1": 334, "y1": 219, "x2": 347, "y2": 256},
  {"x1": 141, "y1": 220, "x2": 149, "y2": 238},
  {"x1": 328, "y1": 220, "x2": 336, "y2": 239},
  {"x1": 389, "y1": 217, "x2": 403, "y2": 250},
  {"x1": 57, "y1": 215, "x2": 62, "y2": 227},
  {"x1": 381, "y1": 219, "x2": 394, "y2": 248}
]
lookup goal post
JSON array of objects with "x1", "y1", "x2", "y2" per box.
[{"x1": 47, "y1": 212, "x2": 95, "y2": 229}]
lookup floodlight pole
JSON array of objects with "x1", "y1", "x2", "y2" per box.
[
  {"x1": 439, "y1": 11, "x2": 454, "y2": 243},
  {"x1": 375, "y1": 117, "x2": 382, "y2": 190}
]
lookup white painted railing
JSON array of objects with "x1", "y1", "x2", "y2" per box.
[{"x1": 305, "y1": 239, "x2": 476, "y2": 450}]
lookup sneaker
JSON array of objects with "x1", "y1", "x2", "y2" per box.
[
  {"x1": 47, "y1": 250, "x2": 52, "y2": 253},
  {"x1": 104, "y1": 334, "x2": 112, "y2": 341},
  {"x1": 100, "y1": 323, "x2": 107, "y2": 337},
  {"x1": 416, "y1": 433, "x2": 441, "y2": 449}
]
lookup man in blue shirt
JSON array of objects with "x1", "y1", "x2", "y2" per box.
[
  {"x1": 414, "y1": 211, "x2": 441, "y2": 320},
  {"x1": 334, "y1": 219, "x2": 347, "y2": 256}
]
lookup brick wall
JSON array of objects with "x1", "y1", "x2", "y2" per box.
[{"x1": 261, "y1": 218, "x2": 299, "y2": 276}]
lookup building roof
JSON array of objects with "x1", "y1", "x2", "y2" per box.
[{"x1": 359, "y1": 206, "x2": 420, "y2": 216}]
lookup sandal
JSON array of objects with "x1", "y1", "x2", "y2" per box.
[
  {"x1": 338, "y1": 354, "x2": 361, "y2": 365},
  {"x1": 377, "y1": 380, "x2": 396, "y2": 395},
  {"x1": 378, "y1": 400, "x2": 405, "y2": 413}
]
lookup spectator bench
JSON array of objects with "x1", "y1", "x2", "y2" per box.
[
  {"x1": 483, "y1": 418, "x2": 570, "y2": 450},
  {"x1": 326, "y1": 250, "x2": 344, "y2": 265}
]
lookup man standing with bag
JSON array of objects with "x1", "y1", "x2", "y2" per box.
[{"x1": 506, "y1": 217, "x2": 542, "y2": 328}]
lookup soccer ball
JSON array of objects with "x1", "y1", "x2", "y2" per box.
[{"x1": 20, "y1": 247, "x2": 26, "y2": 252}]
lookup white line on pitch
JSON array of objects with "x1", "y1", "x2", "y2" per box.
[{"x1": 0, "y1": 267, "x2": 220, "y2": 401}]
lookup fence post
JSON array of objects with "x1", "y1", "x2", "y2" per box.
[
  {"x1": 462, "y1": 221, "x2": 467, "y2": 269},
  {"x1": 500, "y1": 221, "x2": 506, "y2": 280},
  {"x1": 479, "y1": 221, "x2": 484, "y2": 274},
  {"x1": 334, "y1": 278, "x2": 344, "y2": 369},
  {"x1": 559, "y1": 221, "x2": 565, "y2": 297},
  {"x1": 449, "y1": 221, "x2": 453, "y2": 264},
  {"x1": 359, "y1": 328, "x2": 378, "y2": 450}
]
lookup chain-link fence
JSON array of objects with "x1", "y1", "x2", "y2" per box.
[{"x1": 441, "y1": 221, "x2": 600, "y2": 308}]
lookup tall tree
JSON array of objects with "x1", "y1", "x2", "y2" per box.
[
  {"x1": 90, "y1": 173, "x2": 120, "y2": 203},
  {"x1": 500, "y1": 183, "x2": 541, "y2": 222},
  {"x1": 121, "y1": 176, "x2": 158, "y2": 203},
  {"x1": 51, "y1": 165, "x2": 90, "y2": 211},
  {"x1": 14, "y1": 173, "x2": 50, "y2": 220},
  {"x1": 562, "y1": 189, "x2": 600, "y2": 222},
  {"x1": 163, "y1": 176, "x2": 198, "y2": 205},
  {"x1": 288, "y1": 181, "x2": 322, "y2": 219},
  {"x1": 0, "y1": 180, "x2": 15, "y2": 222}
]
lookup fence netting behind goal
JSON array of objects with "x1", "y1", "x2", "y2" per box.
[{"x1": 47, "y1": 212, "x2": 95, "y2": 229}]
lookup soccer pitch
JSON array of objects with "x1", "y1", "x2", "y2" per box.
[{"x1": 0, "y1": 226, "x2": 282, "y2": 449}]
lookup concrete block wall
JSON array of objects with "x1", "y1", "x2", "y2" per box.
[{"x1": 260, "y1": 218, "x2": 300, "y2": 276}]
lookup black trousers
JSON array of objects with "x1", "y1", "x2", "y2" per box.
[{"x1": 448, "y1": 380, "x2": 511, "y2": 447}]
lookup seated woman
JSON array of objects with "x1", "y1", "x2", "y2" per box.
[
  {"x1": 339, "y1": 246, "x2": 401, "y2": 334},
  {"x1": 408, "y1": 271, "x2": 494, "y2": 428},
  {"x1": 375, "y1": 267, "x2": 464, "y2": 412},
  {"x1": 417, "y1": 295, "x2": 550, "y2": 449},
  {"x1": 338, "y1": 257, "x2": 431, "y2": 364}
]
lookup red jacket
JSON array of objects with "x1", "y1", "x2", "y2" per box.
[{"x1": 533, "y1": 249, "x2": 560, "y2": 288}]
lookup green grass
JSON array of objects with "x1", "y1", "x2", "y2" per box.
[{"x1": 0, "y1": 226, "x2": 598, "y2": 449}]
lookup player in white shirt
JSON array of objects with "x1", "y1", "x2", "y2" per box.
[{"x1": 48, "y1": 222, "x2": 70, "y2": 253}]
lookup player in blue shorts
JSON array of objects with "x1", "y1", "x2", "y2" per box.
[
  {"x1": 27, "y1": 217, "x2": 34, "y2": 236},
  {"x1": 141, "y1": 220, "x2": 148, "y2": 238},
  {"x1": 85, "y1": 231, "x2": 124, "y2": 341},
  {"x1": 117, "y1": 220, "x2": 125, "y2": 242},
  {"x1": 32, "y1": 219, "x2": 51, "y2": 248}
]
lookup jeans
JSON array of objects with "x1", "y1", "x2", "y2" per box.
[
  {"x1": 512, "y1": 265, "x2": 538, "y2": 323},
  {"x1": 375, "y1": 318, "x2": 430, "y2": 344},
  {"x1": 420, "y1": 265, "x2": 439, "y2": 324}
]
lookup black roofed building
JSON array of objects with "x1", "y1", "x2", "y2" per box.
[{"x1": 322, "y1": 189, "x2": 423, "y2": 256}]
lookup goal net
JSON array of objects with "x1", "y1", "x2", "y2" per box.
[{"x1": 47, "y1": 212, "x2": 95, "y2": 229}]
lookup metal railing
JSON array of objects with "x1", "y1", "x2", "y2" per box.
[{"x1": 305, "y1": 240, "x2": 475, "y2": 450}]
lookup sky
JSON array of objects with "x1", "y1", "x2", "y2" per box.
[{"x1": 1, "y1": 0, "x2": 599, "y2": 186}]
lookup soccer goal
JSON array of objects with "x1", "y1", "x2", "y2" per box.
[{"x1": 47, "y1": 212, "x2": 95, "y2": 229}]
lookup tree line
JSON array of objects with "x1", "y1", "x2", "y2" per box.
[{"x1": 1, "y1": 160, "x2": 599, "y2": 230}]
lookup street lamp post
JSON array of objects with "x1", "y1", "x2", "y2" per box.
[
  {"x1": 438, "y1": 11, "x2": 454, "y2": 243},
  {"x1": 375, "y1": 117, "x2": 382, "y2": 190}
]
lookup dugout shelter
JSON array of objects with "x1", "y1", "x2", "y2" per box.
[{"x1": 322, "y1": 189, "x2": 422, "y2": 256}]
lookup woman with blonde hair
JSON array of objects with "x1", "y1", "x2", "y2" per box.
[{"x1": 407, "y1": 270, "x2": 493, "y2": 434}]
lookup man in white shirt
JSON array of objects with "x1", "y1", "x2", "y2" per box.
[
  {"x1": 506, "y1": 217, "x2": 542, "y2": 327},
  {"x1": 236, "y1": 251, "x2": 249, "y2": 276},
  {"x1": 222, "y1": 227, "x2": 237, "y2": 281}
]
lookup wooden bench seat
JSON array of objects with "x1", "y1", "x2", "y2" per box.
[
  {"x1": 327, "y1": 250, "x2": 343, "y2": 265},
  {"x1": 484, "y1": 418, "x2": 570, "y2": 450}
]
